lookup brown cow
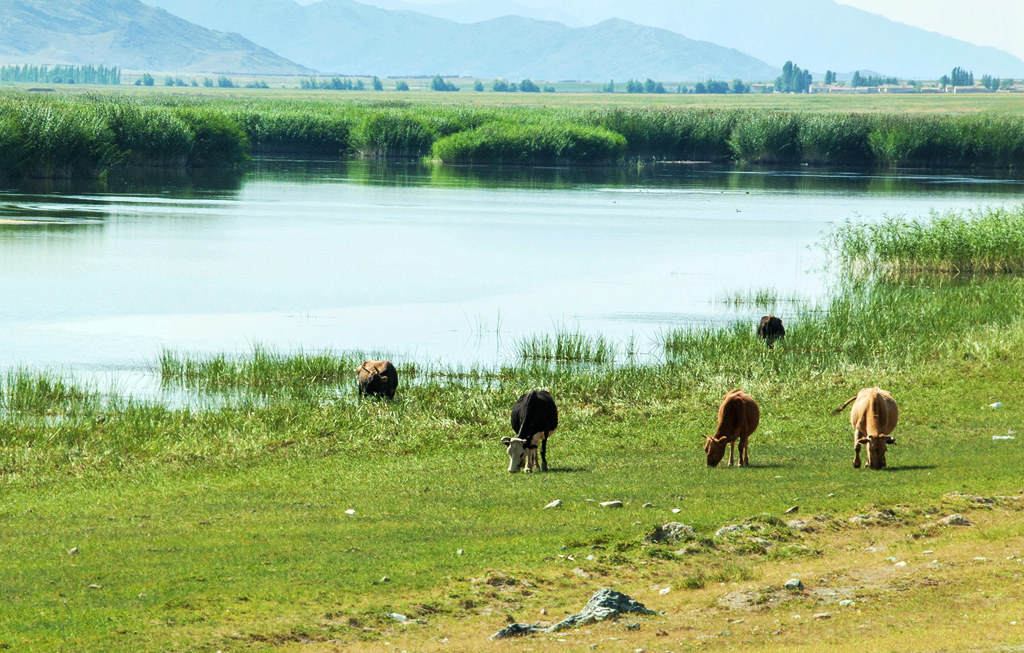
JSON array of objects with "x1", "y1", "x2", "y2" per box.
[
  {"x1": 834, "y1": 387, "x2": 898, "y2": 469},
  {"x1": 356, "y1": 360, "x2": 398, "y2": 399},
  {"x1": 704, "y1": 390, "x2": 760, "y2": 467}
]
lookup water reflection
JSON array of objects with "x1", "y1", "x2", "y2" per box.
[{"x1": 247, "y1": 156, "x2": 1024, "y2": 196}]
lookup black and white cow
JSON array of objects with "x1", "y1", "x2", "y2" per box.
[{"x1": 501, "y1": 389, "x2": 558, "y2": 473}]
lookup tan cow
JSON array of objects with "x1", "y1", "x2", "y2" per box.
[
  {"x1": 834, "y1": 387, "x2": 898, "y2": 469},
  {"x1": 356, "y1": 359, "x2": 398, "y2": 399},
  {"x1": 704, "y1": 390, "x2": 760, "y2": 467}
]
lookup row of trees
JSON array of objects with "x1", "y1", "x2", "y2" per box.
[
  {"x1": 0, "y1": 64, "x2": 120, "y2": 85},
  {"x1": 300, "y1": 77, "x2": 367, "y2": 91},
  {"x1": 136, "y1": 73, "x2": 235, "y2": 88},
  {"x1": 850, "y1": 71, "x2": 899, "y2": 87},
  {"x1": 775, "y1": 61, "x2": 812, "y2": 93}
]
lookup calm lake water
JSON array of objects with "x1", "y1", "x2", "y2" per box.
[{"x1": 2, "y1": 158, "x2": 1022, "y2": 393}]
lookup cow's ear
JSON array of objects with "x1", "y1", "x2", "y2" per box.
[
  {"x1": 885, "y1": 436, "x2": 896, "y2": 445},
  {"x1": 501, "y1": 437, "x2": 512, "y2": 446},
  {"x1": 379, "y1": 375, "x2": 388, "y2": 383}
]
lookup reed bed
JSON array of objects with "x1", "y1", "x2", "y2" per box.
[
  {"x1": 0, "y1": 368, "x2": 99, "y2": 416},
  {"x1": 514, "y1": 330, "x2": 616, "y2": 363},
  {"x1": 432, "y1": 121, "x2": 627, "y2": 165},
  {"x1": 158, "y1": 346, "x2": 370, "y2": 391},
  {"x1": 825, "y1": 205, "x2": 1024, "y2": 276},
  {"x1": 4, "y1": 93, "x2": 1024, "y2": 177}
]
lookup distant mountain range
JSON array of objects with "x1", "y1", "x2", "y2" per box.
[
  {"x1": 357, "y1": 0, "x2": 1024, "y2": 79},
  {"x1": 0, "y1": 0, "x2": 310, "y2": 74},
  {"x1": 2, "y1": 0, "x2": 1022, "y2": 80},
  {"x1": 142, "y1": 0, "x2": 780, "y2": 81}
]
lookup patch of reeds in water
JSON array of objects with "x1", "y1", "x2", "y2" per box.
[
  {"x1": 432, "y1": 121, "x2": 627, "y2": 165},
  {"x1": 1, "y1": 369, "x2": 98, "y2": 416},
  {"x1": 159, "y1": 346, "x2": 368, "y2": 391},
  {"x1": 825, "y1": 205, "x2": 1024, "y2": 276},
  {"x1": 515, "y1": 331, "x2": 616, "y2": 364}
]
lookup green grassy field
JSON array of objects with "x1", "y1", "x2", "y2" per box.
[
  {"x1": 11, "y1": 80, "x2": 1024, "y2": 113},
  {"x1": 3, "y1": 211, "x2": 1024, "y2": 650}
]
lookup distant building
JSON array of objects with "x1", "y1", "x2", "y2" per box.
[
  {"x1": 952, "y1": 85, "x2": 991, "y2": 93},
  {"x1": 879, "y1": 85, "x2": 915, "y2": 94}
]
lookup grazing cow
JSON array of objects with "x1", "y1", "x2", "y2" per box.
[
  {"x1": 834, "y1": 387, "x2": 898, "y2": 469},
  {"x1": 704, "y1": 390, "x2": 760, "y2": 467},
  {"x1": 501, "y1": 389, "x2": 558, "y2": 473},
  {"x1": 757, "y1": 315, "x2": 785, "y2": 348},
  {"x1": 356, "y1": 360, "x2": 398, "y2": 399}
]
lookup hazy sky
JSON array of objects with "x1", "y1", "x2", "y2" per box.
[{"x1": 836, "y1": 0, "x2": 1024, "y2": 60}]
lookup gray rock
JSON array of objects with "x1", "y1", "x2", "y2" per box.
[
  {"x1": 550, "y1": 589, "x2": 655, "y2": 631},
  {"x1": 939, "y1": 514, "x2": 973, "y2": 526},
  {"x1": 600, "y1": 501, "x2": 624, "y2": 509},
  {"x1": 489, "y1": 589, "x2": 654, "y2": 640},
  {"x1": 389, "y1": 612, "x2": 408, "y2": 623},
  {"x1": 784, "y1": 506, "x2": 799, "y2": 515},
  {"x1": 380, "y1": 576, "x2": 390, "y2": 583},
  {"x1": 813, "y1": 612, "x2": 832, "y2": 620},
  {"x1": 784, "y1": 578, "x2": 804, "y2": 591},
  {"x1": 68, "y1": 547, "x2": 79, "y2": 555},
  {"x1": 645, "y1": 522, "x2": 695, "y2": 544},
  {"x1": 786, "y1": 519, "x2": 812, "y2": 532},
  {"x1": 642, "y1": 502, "x2": 655, "y2": 508},
  {"x1": 545, "y1": 499, "x2": 563, "y2": 509},
  {"x1": 714, "y1": 524, "x2": 750, "y2": 538},
  {"x1": 839, "y1": 600, "x2": 855, "y2": 607}
]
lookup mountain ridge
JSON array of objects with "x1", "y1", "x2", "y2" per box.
[
  {"x1": 0, "y1": 0, "x2": 311, "y2": 74},
  {"x1": 142, "y1": 0, "x2": 781, "y2": 80},
  {"x1": 353, "y1": 0, "x2": 1024, "y2": 78}
]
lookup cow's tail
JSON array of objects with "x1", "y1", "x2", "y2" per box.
[
  {"x1": 516, "y1": 389, "x2": 538, "y2": 440},
  {"x1": 832, "y1": 395, "x2": 858, "y2": 415}
]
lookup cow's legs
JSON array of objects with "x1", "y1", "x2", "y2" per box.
[
  {"x1": 525, "y1": 447, "x2": 538, "y2": 473},
  {"x1": 739, "y1": 435, "x2": 749, "y2": 467},
  {"x1": 727, "y1": 440, "x2": 736, "y2": 466},
  {"x1": 853, "y1": 429, "x2": 863, "y2": 468},
  {"x1": 540, "y1": 433, "x2": 549, "y2": 472}
]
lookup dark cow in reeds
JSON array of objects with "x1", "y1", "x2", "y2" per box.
[
  {"x1": 757, "y1": 315, "x2": 785, "y2": 348},
  {"x1": 502, "y1": 389, "x2": 558, "y2": 473},
  {"x1": 704, "y1": 390, "x2": 759, "y2": 467},
  {"x1": 356, "y1": 360, "x2": 398, "y2": 399},
  {"x1": 834, "y1": 387, "x2": 898, "y2": 470}
]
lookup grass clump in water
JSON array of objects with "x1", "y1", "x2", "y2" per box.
[
  {"x1": 159, "y1": 346, "x2": 368, "y2": 391},
  {"x1": 515, "y1": 330, "x2": 616, "y2": 364},
  {"x1": 825, "y1": 205, "x2": 1024, "y2": 276}
]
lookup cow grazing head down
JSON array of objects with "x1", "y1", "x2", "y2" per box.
[
  {"x1": 704, "y1": 390, "x2": 759, "y2": 468},
  {"x1": 757, "y1": 315, "x2": 785, "y2": 349},
  {"x1": 835, "y1": 387, "x2": 898, "y2": 470},
  {"x1": 356, "y1": 360, "x2": 398, "y2": 399},
  {"x1": 502, "y1": 389, "x2": 558, "y2": 473}
]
